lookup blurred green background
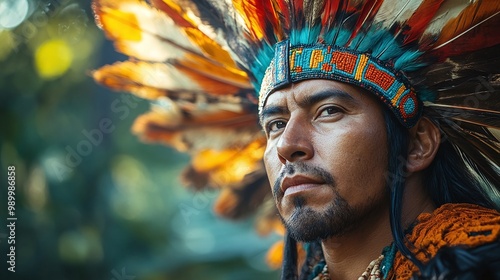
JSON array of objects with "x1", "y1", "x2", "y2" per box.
[{"x1": 0, "y1": 0, "x2": 280, "y2": 279}]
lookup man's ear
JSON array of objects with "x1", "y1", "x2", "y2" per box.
[{"x1": 406, "y1": 117, "x2": 441, "y2": 172}]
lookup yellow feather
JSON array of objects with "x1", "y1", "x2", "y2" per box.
[
  {"x1": 179, "y1": 53, "x2": 251, "y2": 89},
  {"x1": 183, "y1": 28, "x2": 240, "y2": 70},
  {"x1": 266, "y1": 238, "x2": 306, "y2": 270},
  {"x1": 232, "y1": 0, "x2": 265, "y2": 40},
  {"x1": 99, "y1": 7, "x2": 142, "y2": 41},
  {"x1": 266, "y1": 240, "x2": 284, "y2": 269},
  {"x1": 192, "y1": 139, "x2": 265, "y2": 175},
  {"x1": 94, "y1": 0, "x2": 199, "y2": 61},
  {"x1": 93, "y1": 61, "x2": 199, "y2": 99}
]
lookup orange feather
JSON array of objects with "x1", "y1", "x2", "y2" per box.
[
  {"x1": 433, "y1": 0, "x2": 500, "y2": 54},
  {"x1": 150, "y1": 0, "x2": 194, "y2": 28}
]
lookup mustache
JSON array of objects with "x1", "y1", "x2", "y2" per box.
[{"x1": 272, "y1": 162, "x2": 335, "y2": 196}]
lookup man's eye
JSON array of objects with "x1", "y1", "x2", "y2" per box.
[
  {"x1": 267, "y1": 120, "x2": 286, "y2": 133},
  {"x1": 318, "y1": 106, "x2": 342, "y2": 117}
]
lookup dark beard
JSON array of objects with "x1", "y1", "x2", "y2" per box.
[
  {"x1": 274, "y1": 162, "x2": 379, "y2": 242},
  {"x1": 282, "y1": 191, "x2": 358, "y2": 242}
]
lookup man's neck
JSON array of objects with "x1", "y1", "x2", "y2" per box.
[
  {"x1": 321, "y1": 178, "x2": 436, "y2": 280},
  {"x1": 321, "y1": 203, "x2": 393, "y2": 280}
]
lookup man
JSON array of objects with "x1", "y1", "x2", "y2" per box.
[
  {"x1": 93, "y1": 0, "x2": 500, "y2": 279},
  {"x1": 261, "y1": 72, "x2": 499, "y2": 280},
  {"x1": 261, "y1": 80, "x2": 434, "y2": 278}
]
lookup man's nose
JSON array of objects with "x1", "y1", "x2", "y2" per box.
[{"x1": 276, "y1": 118, "x2": 314, "y2": 164}]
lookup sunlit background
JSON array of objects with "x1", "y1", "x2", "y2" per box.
[{"x1": 0, "y1": 0, "x2": 280, "y2": 279}]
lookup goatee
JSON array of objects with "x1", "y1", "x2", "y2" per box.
[{"x1": 274, "y1": 162, "x2": 363, "y2": 242}]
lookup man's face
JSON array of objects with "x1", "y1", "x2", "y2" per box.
[{"x1": 260, "y1": 79, "x2": 390, "y2": 241}]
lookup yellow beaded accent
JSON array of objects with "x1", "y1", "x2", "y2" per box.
[{"x1": 355, "y1": 54, "x2": 369, "y2": 81}]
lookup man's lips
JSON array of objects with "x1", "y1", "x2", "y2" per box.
[{"x1": 281, "y1": 175, "x2": 324, "y2": 196}]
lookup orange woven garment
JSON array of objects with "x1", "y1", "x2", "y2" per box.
[{"x1": 390, "y1": 203, "x2": 500, "y2": 279}]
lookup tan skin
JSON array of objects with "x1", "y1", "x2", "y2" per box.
[{"x1": 260, "y1": 79, "x2": 440, "y2": 279}]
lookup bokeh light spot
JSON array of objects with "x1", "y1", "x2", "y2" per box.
[
  {"x1": 26, "y1": 166, "x2": 48, "y2": 211},
  {"x1": 35, "y1": 39, "x2": 73, "y2": 79},
  {"x1": 184, "y1": 228, "x2": 215, "y2": 254},
  {"x1": 0, "y1": 0, "x2": 29, "y2": 29},
  {"x1": 58, "y1": 228, "x2": 103, "y2": 264},
  {"x1": 0, "y1": 31, "x2": 15, "y2": 60}
]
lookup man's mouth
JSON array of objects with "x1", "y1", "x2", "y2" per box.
[{"x1": 281, "y1": 175, "x2": 324, "y2": 196}]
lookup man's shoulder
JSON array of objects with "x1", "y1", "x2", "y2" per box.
[
  {"x1": 410, "y1": 203, "x2": 500, "y2": 250},
  {"x1": 413, "y1": 204, "x2": 500, "y2": 279},
  {"x1": 392, "y1": 203, "x2": 500, "y2": 279}
]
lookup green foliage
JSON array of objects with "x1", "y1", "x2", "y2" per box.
[{"x1": 0, "y1": 1, "x2": 279, "y2": 279}]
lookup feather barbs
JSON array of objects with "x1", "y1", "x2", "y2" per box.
[{"x1": 93, "y1": 0, "x2": 500, "y2": 267}]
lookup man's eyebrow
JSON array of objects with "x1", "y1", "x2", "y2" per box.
[
  {"x1": 297, "y1": 89, "x2": 357, "y2": 108},
  {"x1": 259, "y1": 105, "x2": 289, "y2": 126},
  {"x1": 258, "y1": 89, "x2": 356, "y2": 126}
]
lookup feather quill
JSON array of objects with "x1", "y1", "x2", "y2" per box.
[
  {"x1": 429, "y1": 105, "x2": 500, "y2": 129},
  {"x1": 402, "y1": 0, "x2": 445, "y2": 45},
  {"x1": 430, "y1": 13, "x2": 500, "y2": 59},
  {"x1": 423, "y1": 0, "x2": 474, "y2": 40},
  {"x1": 434, "y1": 90, "x2": 500, "y2": 112},
  {"x1": 440, "y1": 123, "x2": 499, "y2": 187},
  {"x1": 433, "y1": 0, "x2": 500, "y2": 48},
  {"x1": 374, "y1": 0, "x2": 423, "y2": 29}
]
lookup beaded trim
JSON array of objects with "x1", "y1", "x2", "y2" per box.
[
  {"x1": 258, "y1": 40, "x2": 422, "y2": 128},
  {"x1": 313, "y1": 254, "x2": 385, "y2": 280}
]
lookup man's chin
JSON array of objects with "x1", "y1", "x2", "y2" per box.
[
  {"x1": 280, "y1": 197, "x2": 358, "y2": 242},
  {"x1": 282, "y1": 207, "x2": 342, "y2": 242}
]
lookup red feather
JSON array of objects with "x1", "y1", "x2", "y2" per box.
[
  {"x1": 321, "y1": 0, "x2": 343, "y2": 27},
  {"x1": 233, "y1": 0, "x2": 280, "y2": 43},
  {"x1": 346, "y1": 0, "x2": 383, "y2": 45},
  {"x1": 291, "y1": 0, "x2": 304, "y2": 30},
  {"x1": 271, "y1": 0, "x2": 291, "y2": 35},
  {"x1": 260, "y1": 0, "x2": 281, "y2": 42},
  {"x1": 429, "y1": 13, "x2": 500, "y2": 60},
  {"x1": 431, "y1": 0, "x2": 500, "y2": 59},
  {"x1": 403, "y1": 0, "x2": 445, "y2": 46}
]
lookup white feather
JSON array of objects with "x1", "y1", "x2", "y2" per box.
[
  {"x1": 112, "y1": 1, "x2": 202, "y2": 61},
  {"x1": 146, "y1": 99, "x2": 261, "y2": 152},
  {"x1": 423, "y1": 0, "x2": 472, "y2": 37},
  {"x1": 374, "y1": 0, "x2": 423, "y2": 28},
  {"x1": 134, "y1": 62, "x2": 201, "y2": 91}
]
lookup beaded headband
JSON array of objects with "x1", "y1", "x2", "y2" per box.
[
  {"x1": 93, "y1": 0, "x2": 500, "y2": 241},
  {"x1": 258, "y1": 40, "x2": 422, "y2": 128}
]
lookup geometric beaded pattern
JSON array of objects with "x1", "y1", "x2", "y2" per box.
[{"x1": 259, "y1": 40, "x2": 422, "y2": 128}]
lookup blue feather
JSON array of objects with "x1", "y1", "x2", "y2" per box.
[{"x1": 395, "y1": 50, "x2": 424, "y2": 71}]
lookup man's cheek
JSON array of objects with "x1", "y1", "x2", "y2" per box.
[{"x1": 264, "y1": 153, "x2": 279, "y2": 178}]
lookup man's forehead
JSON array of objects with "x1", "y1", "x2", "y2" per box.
[
  {"x1": 261, "y1": 79, "x2": 362, "y2": 108},
  {"x1": 263, "y1": 88, "x2": 288, "y2": 107}
]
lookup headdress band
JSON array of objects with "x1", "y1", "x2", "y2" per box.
[{"x1": 259, "y1": 40, "x2": 422, "y2": 128}]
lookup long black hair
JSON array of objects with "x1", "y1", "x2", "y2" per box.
[{"x1": 384, "y1": 108, "x2": 498, "y2": 278}]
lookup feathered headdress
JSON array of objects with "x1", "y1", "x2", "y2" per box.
[{"x1": 92, "y1": 0, "x2": 500, "y2": 268}]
